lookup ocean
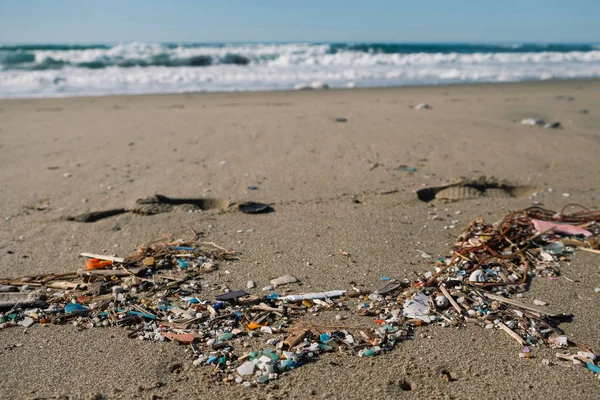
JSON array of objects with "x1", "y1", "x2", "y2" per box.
[{"x1": 1, "y1": 42, "x2": 599, "y2": 98}]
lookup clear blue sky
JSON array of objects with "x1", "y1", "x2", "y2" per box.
[{"x1": 0, "y1": 0, "x2": 598, "y2": 44}]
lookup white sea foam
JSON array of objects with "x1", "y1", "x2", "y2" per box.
[{"x1": 1, "y1": 43, "x2": 600, "y2": 98}]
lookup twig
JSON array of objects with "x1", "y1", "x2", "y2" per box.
[
  {"x1": 199, "y1": 242, "x2": 236, "y2": 254},
  {"x1": 483, "y1": 293, "x2": 561, "y2": 317},
  {"x1": 578, "y1": 247, "x2": 600, "y2": 255},
  {"x1": 497, "y1": 321, "x2": 526, "y2": 346},
  {"x1": 439, "y1": 284, "x2": 463, "y2": 314},
  {"x1": 79, "y1": 253, "x2": 125, "y2": 263}
]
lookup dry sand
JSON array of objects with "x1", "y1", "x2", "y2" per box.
[{"x1": 0, "y1": 80, "x2": 599, "y2": 399}]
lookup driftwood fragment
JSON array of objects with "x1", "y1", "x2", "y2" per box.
[
  {"x1": 80, "y1": 253, "x2": 125, "y2": 263},
  {"x1": 497, "y1": 321, "x2": 526, "y2": 346},
  {"x1": 483, "y1": 293, "x2": 562, "y2": 317}
]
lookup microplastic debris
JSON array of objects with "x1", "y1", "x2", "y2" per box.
[
  {"x1": 237, "y1": 361, "x2": 256, "y2": 376},
  {"x1": 215, "y1": 290, "x2": 249, "y2": 301},
  {"x1": 521, "y1": 118, "x2": 544, "y2": 126},
  {"x1": 402, "y1": 292, "x2": 435, "y2": 323}
]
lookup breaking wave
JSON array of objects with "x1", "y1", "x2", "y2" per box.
[{"x1": 1, "y1": 42, "x2": 599, "y2": 97}]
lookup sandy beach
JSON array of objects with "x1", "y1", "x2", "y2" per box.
[{"x1": 1, "y1": 80, "x2": 599, "y2": 399}]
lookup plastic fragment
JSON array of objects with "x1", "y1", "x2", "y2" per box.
[
  {"x1": 532, "y1": 219, "x2": 592, "y2": 237},
  {"x1": 85, "y1": 258, "x2": 113, "y2": 270},
  {"x1": 17, "y1": 317, "x2": 34, "y2": 327},
  {"x1": 162, "y1": 332, "x2": 196, "y2": 344},
  {"x1": 237, "y1": 361, "x2": 255, "y2": 376},
  {"x1": 281, "y1": 291, "x2": 346, "y2": 302},
  {"x1": 402, "y1": 292, "x2": 435, "y2": 323},
  {"x1": 586, "y1": 362, "x2": 600, "y2": 374},
  {"x1": 65, "y1": 303, "x2": 88, "y2": 314},
  {"x1": 215, "y1": 290, "x2": 249, "y2": 301}
]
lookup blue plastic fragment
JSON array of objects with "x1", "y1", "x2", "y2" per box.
[
  {"x1": 266, "y1": 293, "x2": 279, "y2": 299},
  {"x1": 380, "y1": 276, "x2": 391, "y2": 281},
  {"x1": 282, "y1": 359, "x2": 296, "y2": 369},
  {"x1": 364, "y1": 349, "x2": 376, "y2": 357},
  {"x1": 394, "y1": 166, "x2": 417, "y2": 172},
  {"x1": 170, "y1": 246, "x2": 198, "y2": 251},
  {"x1": 213, "y1": 301, "x2": 225, "y2": 310},
  {"x1": 263, "y1": 350, "x2": 279, "y2": 361},
  {"x1": 207, "y1": 356, "x2": 218, "y2": 364},
  {"x1": 248, "y1": 186, "x2": 259, "y2": 190},
  {"x1": 187, "y1": 297, "x2": 200, "y2": 304},
  {"x1": 586, "y1": 362, "x2": 600, "y2": 374},
  {"x1": 176, "y1": 259, "x2": 190, "y2": 268},
  {"x1": 320, "y1": 333, "x2": 331, "y2": 343},
  {"x1": 65, "y1": 303, "x2": 88, "y2": 314},
  {"x1": 156, "y1": 302, "x2": 171, "y2": 311},
  {"x1": 233, "y1": 311, "x2": 245, "y2": 319},
  {"x1": 127, "y1": 310, "x2": 156, "y2": 320}
]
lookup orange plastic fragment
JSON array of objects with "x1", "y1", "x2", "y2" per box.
[
  {"x1": 162, "y1": 332, "x2": 196, "y2": 344},
  {"x1": 302, "y1": 300, "x2": 313, "y2": 308},
  {"x1": 374, "y1": 319, "x2": 385, "y2": 325},
  {"x1": 85, "y1": 258, "x2": 113, "y2": 270},
  {"x1": 247, "y1": 322, "x2": 265, "y2": 330}
]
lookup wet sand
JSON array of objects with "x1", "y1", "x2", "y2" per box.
[{"x1": 0, "y1": 80, "x2": 599, "y2": 399}]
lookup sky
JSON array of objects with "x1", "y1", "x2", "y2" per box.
[{"x1": 0, "y1": 0, "x2": 599, "y2": 44}]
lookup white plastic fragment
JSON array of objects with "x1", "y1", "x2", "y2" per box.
[
  {"x1": 237, "y1": 361, "x2": 256, "y2": 376},
  {"x1": 577, "y1": 351, "x2": 597, "y2": 361},
  {"x1": 281, "y1": 290, "x2": 346, "y2": 302},
  {"x1": 469, "y1": 270, "x2": 487, "y2": 283},
  {"x1": 533, "y1": 299, "x2": 547, "y2": 306},
  {"x1": 402, "y1": 292, "x2": 435, "y2": 323},
  {"x1": 415, "y1": 103, "x2": 430, "y2": 110},
  {"x1": 416, "y1": 250, "x2": 432, "y2": 259},
  {"x1": 247, "y1": 281, "x2": 255, "y2": 289},
  {"x1": 521, "y1": 118, "x2": 544, "y2": 126},
  {"x1": 17, "y1": 317, "x2": 34, "y2": 328},
  {"x1": 260, "y1": 326, "x2": 273, "y2": 334},
  {"x1": 548, "y1": 336, "x2": 568, "y2": 348}
]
